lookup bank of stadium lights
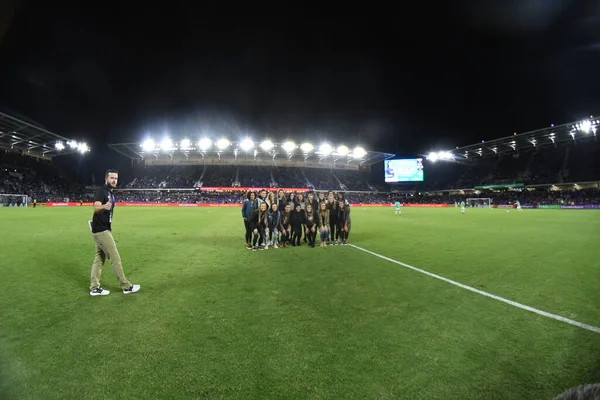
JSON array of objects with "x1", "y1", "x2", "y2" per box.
[
  {"x1": 135, "y1": 137, "x2": 367, "y2": 159},
  {"x1": 426, "y1": 151, "x2": 453, "y2": 162},
  {"x1": 54, "y1": 139, "x2": 89, "y2": 153}
]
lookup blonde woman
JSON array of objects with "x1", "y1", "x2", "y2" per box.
[
  {"x1": 303, "y1": 203, "x2": 318, "y2": 248},
  {"x1": 317, "y1": 201, "x2": 330, "y2": 247},
  {"x1": 250, "y1": 202, "x2": 269, "y2": 251}
]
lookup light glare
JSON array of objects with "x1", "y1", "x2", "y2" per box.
[
  {"x1": 160, "y1": 138, "x2": 174, "y2": 151},
  {"x1": 142, "y1": 139, "x2": 155, "y2": 151},
  {"x1": 352, "y1": 146, "x2": 367, "y2": 159},
  {"x1": 55, "y1": 141, "x2": 65, "y2": 151},
  {"x1": 260, "y1": 140, "x2": 274, "y2": 151},
  {"x1": 319, "y1": 143, "x2": 333, "y2": 156},
  {"x1": 180, "y1": 139, "x2": 192, "y2": 150},
  {"x1": 300, "y1": 142, "x2": 314, "y2": 153},
  {"x1": 198, "y1": 138, "x2": 212, "y2": 151},
  {"x1": 216, "y1": 138, "x2": 230, "y2": 150},
  {"x1": 240, "y1": 138, "x2": 254, "y2": 151},
  {"x1": 282, "y1": 141, "x2": 296, "y2": 153},
  {"x1": 336, "y1": 145, "x2": 349, "y2": 156}
]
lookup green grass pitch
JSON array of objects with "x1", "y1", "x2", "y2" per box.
[{"x1": 1, "y1": 206, "x2": 599, "y2": 399}]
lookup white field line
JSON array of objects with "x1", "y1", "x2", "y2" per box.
[{"x1": 349, "y1": 244, "x2": 600, "y2": 334}]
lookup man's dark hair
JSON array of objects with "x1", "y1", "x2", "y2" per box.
[
  {"x1": 105, "y1": 169, "x2": 119, "y2": 178},
  {"x1": 555, "y1": 384, "x2": 600, "y2": 399}
]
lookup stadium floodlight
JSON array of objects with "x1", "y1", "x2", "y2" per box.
[
  {"x1": 282, "y1": 141, "x2": 296, "y2": 153},
  {"x1": 300, "y1": 142, "x2": 314, "y2": 153},
  {"x1": 67, "y1": 140, "x2": 78, "y2": 148},
  {"x1": 318, "y1": 143, "x2": 333, "y2": 156},
  {"x1": 336, "y1": 145, "x2": 349, "y2": 156},
  {"x1": 160, "y1": 138, "x2": 174, "y2": 151},
  {"x1": 438, "y1": 151, "x2": 453, "y2": 160},
  {"x1": 352, "y1": 146, "x2": 367, "y2": 159},
  {"x1": 216, "y1": 138, "x2": 230, "y2": 150},
  {"x1": 198, "y1": 138, "x2": 212, "y2": 151},
  {"x1": 55, "y1": 141, "x2": 65, "y2": 151},
  {"x1": 260, "y1": 140, "x2": 274, "y2": 151},
  {"x1": 78, "y1": 142, "x2": 89, "y2": 154},
  {"x1": 180, "y1": 139, "x2": 192, "y2": 150},
  {"x1": 142, "y1": 139, "x2": 155, "y2": 151},
  {"x1": 427, "y1": 152, "x2": 439, "y2": 162},
  {"x1": 580, "y1": 120, "x2": 592, "y2": 133},
  {"x1": 240, "y1": 138, "x2": 254, "y2": 152}
]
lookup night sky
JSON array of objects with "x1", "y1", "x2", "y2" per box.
[{"x1": 1, "y1": 1, "x2": 600, "y2": 177}]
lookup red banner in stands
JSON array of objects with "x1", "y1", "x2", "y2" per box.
[
  {"x1": 401, "y1": 204, "x2": 447, "y2": 208},
  {"x1": 199, "y1": 187, "x2": 311, "y2": 192}
]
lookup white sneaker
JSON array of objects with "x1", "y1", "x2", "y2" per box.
[
  {"x1": 123, "y1": 284, "x2": 140, "y2": 294},
  {"x1": 90, "y1": 287, "x2": 110, "y2": 296},
  {"x1": 273, "y1": 244, "x2": 278, "y2": 249}
]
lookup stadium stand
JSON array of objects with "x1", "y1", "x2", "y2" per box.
[{"x1": 3, "y1": 115, "x2": 600, "y2": 207}]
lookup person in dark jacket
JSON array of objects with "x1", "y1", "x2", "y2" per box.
[
  {"x1": 241, "y1": 191, "x2": 258, "y2": 249},
  {"x1": 337, "y1": 200, "x2": 350, "y2": 245},
  {"x1": 290, "y1": 203, "x2": 304, "y2": 246},
  {"x1": 250, "y1": 202, "x2": 268, "y2": 251},
  {"x1": 303, "y1": 203, "x2": 318, "y2": 248},
  {"x1": 266, "y1": 202, "x2": 281, "y2": 249},
  {"x1": 276, "y1": 189, "x2": 287, "y2": 211},
  {"x1": 327, "y1": 192, "x2": 338, "y2": 245},
  {"x1": 279, "y1": 203, "x2": 292, "y2": 247}
]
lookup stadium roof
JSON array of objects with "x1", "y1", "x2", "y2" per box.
[
  {"x1": 0, "y1": 111, "x2": 90, "y2": 159},
  {"x1": 427, "y1": 117, "x2": 599, "y2": 162},
  {"x1": 108, "y1": 139, "x2": 394, "y2": 166}
]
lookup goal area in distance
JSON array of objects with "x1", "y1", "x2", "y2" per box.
[
  {"x1": 466, "y1": 198, "x2": 491, "y2": 208},
  {"x1": 0, "y1": 194, "x2": 28, "y2": 207}
]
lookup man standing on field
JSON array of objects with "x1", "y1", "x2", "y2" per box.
[{"x1": 89, "y1": 169, "x2": 140, "y2": 296}]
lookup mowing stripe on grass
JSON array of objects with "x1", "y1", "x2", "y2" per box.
[{"x1": 350, "y1": 244, "x2": 600, "y2": 334}]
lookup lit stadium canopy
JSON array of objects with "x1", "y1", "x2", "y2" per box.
[
  {"x1": 426, "y1": 117, "x2": 599, "y2": 161},
  {"x1": 0, "y1": 111, "x2": 90, "y2": 159},
  {"x1": 108, "y1": 138, "x2": 393, "y2": 166}
]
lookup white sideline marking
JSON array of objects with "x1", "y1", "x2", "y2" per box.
[{"x1": 349, "y1": 244, "x2": 600, "y2": 334}]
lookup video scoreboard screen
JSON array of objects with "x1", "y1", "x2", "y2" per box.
[{"x1": 384, "y1": 158, "x2": 424, "y2": 182}]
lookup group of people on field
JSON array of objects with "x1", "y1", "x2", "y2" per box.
[{"x1": 242, "y1": 189, "x2": 351, "y2": 251}]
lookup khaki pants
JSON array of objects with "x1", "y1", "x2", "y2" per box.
[{"x1": 90, "y1": 230, "x2": 131, "y2": 290}]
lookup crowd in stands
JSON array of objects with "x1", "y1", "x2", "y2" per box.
[
  {"x1": 109, "y1": 188, "x2": 600, "y2": 206},
  {"x1": 425, "y1": 142, "x2": 600, "y2": 190},
  {"x1": 123, "y1": 165, "x2": 378, "y2": 191},
  {"x1": 2, "y1": 140, "x2": 600, "y2": 207},
  {"x1": 0, "y1": 151, "x2": 87, "y2": 203}
]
